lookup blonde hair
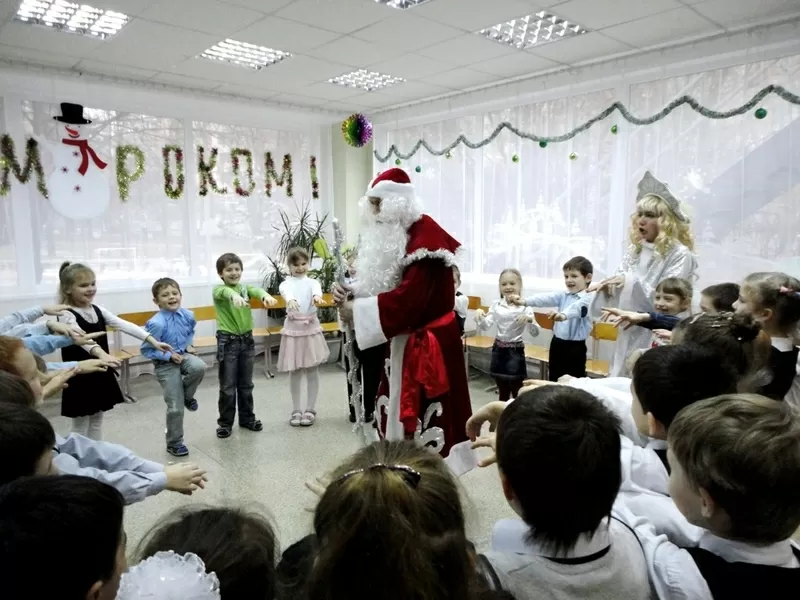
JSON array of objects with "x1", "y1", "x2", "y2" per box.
[
  {"x1": 742, "y1": 272, "x2": 800, "y2": 332},
  {"x1": 57, "y1": 261, "x2": 95, "y2": 305},
  {"x1": 629, "y1": 194, "x2": 695, "y2": 255},
  {"x1": 669, "y1": 394, "x2": 800, "y2": 543},
  {"x1": 656, "y1": 277, "x2": 693, "y2": 303},
  {"x1": 498, "y1": 268, "x2": 522, "y2": 298}
]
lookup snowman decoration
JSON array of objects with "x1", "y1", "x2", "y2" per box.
[{"x1": 46, "y1": 102, "x2": 110, "y2": 221}]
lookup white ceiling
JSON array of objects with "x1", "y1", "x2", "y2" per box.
[{"x1": 0, "y1": 0, "x2": 798, "y2": 115}]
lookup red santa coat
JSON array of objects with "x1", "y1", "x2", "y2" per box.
[{"x1": 353, "y1": 215, "x2": 476, "y2": 474}]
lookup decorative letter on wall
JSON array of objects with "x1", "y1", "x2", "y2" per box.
[
  {"x1": 310, "y1": 155, "x2": 319, "y2": 200},
  {"x1": 231, "y1": 148, "x2": 256, "y2": 197},
  {"x1": 197, "y1": 145, "x2": 227, "y2": 196},
  {"x1": 115, "y1": 145, "x2": 145, "y2": 201},
  {"x1": 163, "y1": 145, "x2": 185, "y2": 200},
  {"x1": 265, "y1": 152, "x2": 293, "y2": 198},
  {"x1": 0, "y1": 135, "x2": 49, "y2": 198}
]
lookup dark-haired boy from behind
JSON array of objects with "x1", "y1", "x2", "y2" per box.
[
  {"x1": 508, "y1": 256, "x2": 594, "y2": 381},
  {"x1": 484, "y1": 385, "x2": 652, "y2": 600},
  {"x1": 0, "y1": 402, "x2": 56, "y2": 485},
  {"x1": 142, "y1": 277, "x2": 206, "y2": 457},
  {"x1": 618, "y1": 394, "x2": 800, "y2": 599}
]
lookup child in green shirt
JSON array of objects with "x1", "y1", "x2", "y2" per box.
[{"x1": 212, "y1": 253, "x2": 277, "y2": 438}]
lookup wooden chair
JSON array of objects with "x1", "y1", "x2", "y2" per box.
[
  {"x1": 525, "y1": 312, "x2": 554, "y2": 379},
  {"x1": 586, "y1": 322, "x2": 619, "y2": 377}
]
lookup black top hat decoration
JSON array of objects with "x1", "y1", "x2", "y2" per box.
[{"x1": 53, "y1": 102, "x2": 92, "y2": 125}]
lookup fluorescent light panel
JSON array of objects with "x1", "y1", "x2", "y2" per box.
[
  {"x1": 374, "y1": 0, "x2": 433, "y2": 9},
  {"x1": 328, "y1": 69, "x2": 404, "y2": 92},
  {"x1": 478, "y1": 11, "x2": 588, "y2": 50},
  {"x1": 15, "y1": 0, "x2": 129, "y2": 39},
  {"x1": 199, "y1": 39, "x2": 291, "y2": 70}
]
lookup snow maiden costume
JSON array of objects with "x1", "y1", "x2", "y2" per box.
[
  {"x1": 349, "y1": 168, "x2": 476, "y2": 474},
  {"x1": 593, "y1": 171, "x2": 697, "y2": 376}
]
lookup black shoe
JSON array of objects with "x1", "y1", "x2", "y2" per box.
[
  {"x1": 349, "y1": 412, "x2": 356, "y2": 423},
  {"x1": 216, "y1": 426, "x2": 232, "y2": 438},
  {"x1": 167, "y1": 444, "x2": 189, "y2": 457},
  {"x1": 240, "y1": 420, "x2": 263, "y2": 432},
  {"x1": 364, "y1": 412, "x2": 374, "y2": 423},
  {"x1": 184, "y1": 398, "x2": 198, "y2": 411}
]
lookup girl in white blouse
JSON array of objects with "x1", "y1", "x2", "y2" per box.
[
  {"x1": 475, "y1": 269, "x2": 540, "y2": 402},
  {"x1": 278, "y1": 248, "x2": 330, "y2": 427}
]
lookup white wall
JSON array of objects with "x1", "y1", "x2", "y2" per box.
[{"x1": 330, "y1": 124, "x2": 373, "y2": 247}]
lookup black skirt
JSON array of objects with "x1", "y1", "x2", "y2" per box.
[{"x1": 490, "y1": 341, "x2": 527, "y2": 381}]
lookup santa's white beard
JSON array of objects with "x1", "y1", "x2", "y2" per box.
[{"x1": 354, "y1": 194, "x2": 420, "y2": 297}]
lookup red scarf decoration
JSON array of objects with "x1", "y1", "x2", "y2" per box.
[{"x1": 62, "y1": 139, "x2": 107, "y2": 175}]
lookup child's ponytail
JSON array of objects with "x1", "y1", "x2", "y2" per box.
[
  {"x1": 57, "y1": 261, "x2": 94, "y2": 304},
  {"x1": 307, "y1": 440, "x2": 484, "y2": 600}
]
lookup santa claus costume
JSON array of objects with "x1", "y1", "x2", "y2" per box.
[{"x1": 350, "y1": 168, "x2": 476, "y2": 474}]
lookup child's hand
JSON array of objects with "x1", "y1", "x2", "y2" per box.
[
  {"x1": 465, "y1": 401, "x2": 506, "y2": 440},
  {"x1": 506, "y1": 294, "x2": 523, "y2": 306},
  {"x1": 474, "y1": 309, "x2": 485, "y2": 320},
  {"x1": 150, "y1": 339, "x2": 174, "y2": 353},
  {"x1": 287, "y1": 299, "x2": 300, "y2": 312},
  {"x1": 548, "y1": 310, "x2": 567, "y2": 322},
  {"x1": 262, "y1": 295, "x2": 278, "y2": 307},
  {"x1": 71, "y1": 331, "x2": 106, "y2": 346},
  {"x1": 471, "y1": 433, "x2": 497, "y2": 468},
  {"x1": 602, "y1": 307, "x2": 649, "y2": 330},
  {"x1": 77, "y1": 359, "x2": 110, "y2": 374},
  {"x1": 165, "y1": 463, "x2": 208, "y2": 495},
  {"x1": 47, "y1": 321, "x2": 82, "y2": 337},
  {"x1": 91, "y1": 349, "x2": 121, "y2": 368},
  {"x1": 312, "y1": 295, "x2": 324, "y2": 306},
  {"x1": 653, "y1": 329, "x2": 673, "y2": 342},
  {"x1": 231, "y1": 295, "x2": 248, "y2": 308},
  {"x1": 186, "y1": 345, "x2": 196, "y2": 354},
  {"x1": 43, "y1": 367, "x2": 79, "y2": 398},
  {"x1": 304, "y1": 474, "x2": 331, "y2": 512},
  {"x1": 43, "y1": 304, "x2": 71, "y2": 316},
  {"x1": 515, "y1": 313, "x2": 531, "y2": 324},
  {"x1": 170, "y1": 353, "x2": 184, "y2": 364}
]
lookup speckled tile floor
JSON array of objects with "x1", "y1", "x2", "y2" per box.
[{"x1": 41, "y1": 365, "x2": 516, "y2": 556}]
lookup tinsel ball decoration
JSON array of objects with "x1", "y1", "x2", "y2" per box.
[
  {"x1": 512, "y1": 154, "x2": 520, "y2": 163},
  {"x1": 754, "y1": 107, "x2": 767, "y2": 119},
  {"x1": 415, "y1": 166, "x2": 421, "y2": 173},
  {"x1": 341, "y1": 113, "x2": 373, "y2": 148},
  {"x1": 611, "y1": 125, "x2": 618, "y2": 134},
  {"x1": 395, "y1": 158, "x2": 401, "y2": 166},
  {"x1": 569, "y1": 152, "x2": 578, "y2": 161},
  {"x1": 538, "y1": 140, "x2": 548, "y2": 148},
  {"x1": 445, "y1": 151, "x2": 452, "y2": 159}
]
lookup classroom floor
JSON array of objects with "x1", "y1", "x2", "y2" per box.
[{"x1": 41, "y1": 365, "x2": 516, "y2": 556}]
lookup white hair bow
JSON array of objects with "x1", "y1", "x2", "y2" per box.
[{"x1": 116, "y1": 551, "x2": 220, "y2": 600}]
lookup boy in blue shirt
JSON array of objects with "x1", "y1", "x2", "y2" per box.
[
  {"x1": 508, "y1": 256, "x2": 595, "y2": 381},
  {"x1": 142, "y1": 278, "x2": 206, "y2": 457}
]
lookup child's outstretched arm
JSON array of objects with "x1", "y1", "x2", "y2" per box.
[
  {"x1": 247, "y1": 284, "x2": 277, "y2": 307},
  {"x1": 141, "y1": 316, "x2": 171, "y2": 361},
  {"x1": 474, "y1": 302, "x2": 498, "y2": 330},
  {"x1": 102, "y1": 308, "x2": 172, "y2": 353}
]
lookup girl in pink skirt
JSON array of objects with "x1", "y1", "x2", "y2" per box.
[{"x1": 278, "y1": 247, "x2": 330, "y2": 427}]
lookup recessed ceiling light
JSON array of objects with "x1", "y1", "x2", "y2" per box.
[
  {"x1": 14, "y1": 0, "x2": 129, "y2": 39},
  {"x1": 478, "y1": 11, "x2": 588, "y2": 50},
  {"x1": 199, "y1": 39, "x2": 291, "y2": 70},
  {"x1": 328, "y1": 69, "x2": 404, "y2": 92},
  {"x1": 374, "y1": 0, "x2": 433, "y2": 10}
]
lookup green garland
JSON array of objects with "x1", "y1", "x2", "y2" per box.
[
  {"x1": 162, "y1": 145, "x2": 184, "y2": 199},
  {"x1": 231, "y1": 148, "x2": 255, "y2": 197},
  {"x1": 0, "y1": 135, "x2": 49, "y2": 198},
  {"x1": 310, "y1": 155, "x2": 319, "y2": 199},
  {"x1": 115, "y1": 145, "x2": 145, "y2": 202},
  {"x1": 374, "y1": 84, "x2": 800, "y2": 162},
  {"x1": 265, "y1": 152, "x2": 292, "y2": 198},
  {"x1": 197, "y1": 146, "x2": 227, "y2": 196}
]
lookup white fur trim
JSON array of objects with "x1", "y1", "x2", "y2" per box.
[
  {"x1": 367, "y1": 180, "x2": 415, "y2": 199},
  {"x1": 401, "y1": 247, "x2": 460, "y2": 270},
  {"x1": 385, "y1": 334, "x2": 408, "y2": 441},
  {"x1": 353, "y1": 295, "x2": 388, "y2": 350}
]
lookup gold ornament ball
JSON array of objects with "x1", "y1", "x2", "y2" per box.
[
  {"x1": 569, "y1": 152, "x2": 577, "y2": 160},
  {"x1": 512, "y1": 154, "x2": 520, "y2": 163}
]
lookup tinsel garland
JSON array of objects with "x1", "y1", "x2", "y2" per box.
[
  {"x1": 374, "y1": 84, "x2": 800, "y2": 162},
  {"x1": 197, "y1": 146, "x2": 228, "y2": 196},
  {"x1": 162, "y1": 145, "x2": 185, "y2": 199},
  {"x1": 0, "y1": 135, "x2": 49, "y2": 198},
  {"x1": 265, "y1": 152, "x2": 292, "y2": 198},
  {"x1": 310, "y1": 155, "x2": 319, "y2": 199},
  {"x1": 115, "y1": 145, "x2": 145, "y2": 202},
  {"x1": 341, "y1": 113, "x2": 373, "y2": 148},
  {"x1": 231, "y1": 148, "x2": 255, "y2": 197}
]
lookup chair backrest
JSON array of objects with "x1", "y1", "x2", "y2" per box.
[
  {"x1": 533, "y1": 312, "x2": 555, "y2": 330},
  {"x1": 467, "y1": 295, "x2": 482, "y2": 310},
  {"x1": 591, "y1": 322, "x2": 619, "y2": 341}
]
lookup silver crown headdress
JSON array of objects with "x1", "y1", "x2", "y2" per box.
[
  {"x1": 636, "y1": 171, "x2": 689, "y2": 223},
  {"x1": 116, "y1": 551, "x2": 220, "y2": 600}
]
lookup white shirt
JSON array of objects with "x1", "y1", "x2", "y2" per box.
[
  {"x1": 454, "y1": 293, "x2": 468, "y2": 318},
  {"x1": 279, "y1": 275, "x2": 322, "y2": 314},
  {"x1": 477, "y1": 299, "x2": 539, "y2": 343}
]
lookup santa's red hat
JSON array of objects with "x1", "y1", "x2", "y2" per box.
[{"x1": 365, "y1": 167, "x2": 415, "y2": 199}]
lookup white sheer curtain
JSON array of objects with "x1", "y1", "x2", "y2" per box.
[
  {"x1": 0, "y1": 98, "x2": 16, "y2": 291},
  {"x1": 378, "y1": 54, "x2": 800, "y2": 291}
]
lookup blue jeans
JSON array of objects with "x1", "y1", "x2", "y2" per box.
[
  {"x1": 153, "y1": 354, "x2": 206, "y2": 447},
  {"x1": 216, "y1": 332, "x2": 256, "y2": 429}
]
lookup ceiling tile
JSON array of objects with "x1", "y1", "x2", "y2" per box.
[
  {"x1": 215, "y1": 83, "x2": 280, "y2": 98},
  {"x1": 692, "y1": 0, "x2": 800, "y2": 28},
  {"x1": 74, "y1": 59, "x2": 158, "y2": 80},
  {"x1": 268, "y1": 93, "x2": 332, "y2": 108},
  {"x1": 0, "y1": 44, "x2": 81, "y2": 68},
  {"x1": 163, "y1": 56, "x2": 282, "y2": 86},
  {"x1": 554, "y1": 0, "x2": 683, "y2": 30},
  {"x1": 141, "y1": 0, "x2": 263, "y2": 36},
  {"x1": 306, "y1": 36, "x2": 405, "y2": 68},
  {"x1": 234, "y1": 16, "x2": 340, "y2": 53},
  {"x1": 82, "y1": 0, "x2": 160, "y2": 16},
  {"x1": 417, "y1": 34, "x2": 519, "y2": 66},
  {"x1": 353, "y1": 12, "x2": 463, "y2": 52},
  {"x1": 529, "y1": 31, "x2": 632, "y2": 64},
  {"x1": 376, "y1": 81, "x2": 452, "y2": 100},
  {"x1": 301, "y1": 82, "x2": 371, "y2": 100},
  {"x1": 412, "y1": 0, "x2": 539, "y2": 32},
  {"x1": 602, "y1": 7, "x2": 720, "y2": 48},
  {"x1": 274, "y1": 0, "x2": 390, "y2": 34},
  {"x1": 151, "y1": 72, "x2": 224, "y2": 89},
  {"x1": 0, "y1": 21, "x2": 103, "y2": 59},
  {"x1": 343, "y1": 92, "x2": 399, "y2": 108},
  {"x1": 368, "y1": 53, "x2": 454, "y2": 80},
  {"x1": 325, "y1": 100, "x2": 376, "y2": 113},
  {"x1": 472, "y1": 52, "x2": 559, "y2": 78},
  {"x1": 261, "y1": 55, "x2": 356, "y2": 82},
  {"x1": 216, "y1": 0, "x2": 296, "y2": 12},
  {"x1": 418, "y1": 67, "x2": 504, "y2": 89}
]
